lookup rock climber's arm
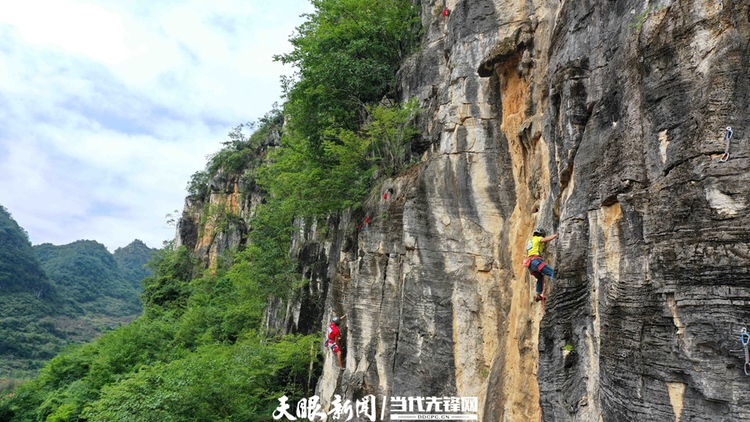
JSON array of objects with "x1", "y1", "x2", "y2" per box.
[{"x1": 541, "y1": 233, "x2": 558, "y2": 243}]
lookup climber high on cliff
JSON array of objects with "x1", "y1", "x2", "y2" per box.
[
  {"x1": 325, "y1": 315, "x2": 346, "y2": 370},
  {"x1": 525, "y1": 227, "x2": 558, "y2": 302}
]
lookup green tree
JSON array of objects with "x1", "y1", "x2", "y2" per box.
[
  {"x1": 141, "y1": 241, "x2": 196, "y2": 316},
  {"x1": 259, "y1": 100, "x2": 420, "y2": 217},
  {"x1": 275, "y1": 0, "x2": 420, "y2": 150}
]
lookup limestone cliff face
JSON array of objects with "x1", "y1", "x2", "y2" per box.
[
  {"x1": 175, "y1": 132, "x2": 279, "y2": 268},
  {"x1": 177, "y1": 0, "x2": 750, "y2": 420},
  {"x1": 536, "y1": 1, "x2": 750, "y2": 421},
  {"x1": 316, "y1": 0, "x2": 551, "y2": 419}
]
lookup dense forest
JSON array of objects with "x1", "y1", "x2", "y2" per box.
[
  {"x1": 0, "y1": 206, "x2": 65, "y2": 378},
  {"x1": 0, "y1": 0, "x2": 422, "y2": 420},
  {"x1": 0, "y1": 205, "x2": 154, "y2": 381}
]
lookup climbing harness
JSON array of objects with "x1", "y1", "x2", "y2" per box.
[
  {"x1": 742, "y1": 328, "x2": 750, "y2": 375},
  {"x1": 719, "y1": 127, "x2": 733, "y2": 162},
  {"x1": 529, "y1": 259, "x2": 547, "y2": 276}
]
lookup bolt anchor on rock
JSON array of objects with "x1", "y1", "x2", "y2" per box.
[
  {"x1": 741, "y1": 327, "x2": 750, "y2": 375},
  {"x1": 718, "y1": 126, "x2": 733, "y2": 162}
]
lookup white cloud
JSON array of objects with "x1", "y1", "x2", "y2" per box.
[
  {"x1": 0, "y1": 0, "x2": 314, "y2": 251},
  {"x1": 0, "y1": 0, "x2": 131, "y2": 64}
]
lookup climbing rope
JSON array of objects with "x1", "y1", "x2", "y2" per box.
[
  {"x1": 743, "y1": 329, "x2": 750, "y2": 376},
  {"x1": 719, "y1": 126, "x2": 733, "y2": 162}
]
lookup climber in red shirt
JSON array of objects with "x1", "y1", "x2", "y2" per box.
[{"x1": 325, "y1": 315, "x2": 346, "y2": 370}]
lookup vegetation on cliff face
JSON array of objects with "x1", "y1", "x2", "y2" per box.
[
  {"x1": 186, "y1": 107, "x2": 284, "y2": 203},
  {"x1": 275, "y1": 0, "x2": 420, "y2": 148},
  {"x1": 1, "y1": 0, "x2": 421, "y2": 420},
  {"x1": 268, "y1": 0, "x2": 420, "y2": 215}
]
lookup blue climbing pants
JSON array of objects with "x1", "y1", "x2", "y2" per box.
[{"x1": 530, "y1": 258, "x2": 554, "y2": 295}]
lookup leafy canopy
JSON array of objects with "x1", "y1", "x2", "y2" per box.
[
  {"x1": 260, "y1": 99, "x2": 420, "y2": 216},
  {"x1": 275, "y1": 0, "x2": 420, "y2": 150}
]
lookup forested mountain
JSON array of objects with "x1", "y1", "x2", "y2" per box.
[
  {"x1": 0, "y1": 206, "x2": 67, "y2": 376},
  {"x1": 0, "y1": 206, "x2": 154, "y2": 379},
  {"x1": 34, "y1": 240, "x2": 142, "y2": 317},
  {"x1": 114, "y1": 240, "x2": 157, "y2": 290}
]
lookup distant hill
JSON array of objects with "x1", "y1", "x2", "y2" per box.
[
  {"x1": 34, "y1": 240, "x2": 142, "y2": 317},
  {"x1": 0, "y1": 206, "x2": 67, "y2": 375},
  {"x1": 113, "y1": 239, "x2": 157, "y2": 290},
  {"x1": 0, "y1": 205, "x2": 156, "y2": 376}
]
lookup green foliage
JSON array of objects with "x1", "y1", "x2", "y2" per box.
[
  {"x1": 0, "y1": 241, "x2": 321, "y2": 422},
  {"x1": 208, "y1": 124, "x2": 260, "y2": 177},
  {"x1": 275, "y1": 0, "x2": 420, "y2": 149},
  {"x1": 187, "y1": 107, "x2": 284, "y2": 202},
  {"x1": 113, "y1": 239, "x2": 158, "y2": 291},
  {"x1": 141, "y1": 241, "x2": 196, "y2": 317},
  {"x1": 229, "y1": 201, "x2": 299, "y2": 301},
  {"x1": 562, "y1": 344, "x2": 574, "y2": 352},
  {"x1": 0, "y1": 206, "x2": 154, "y2": 377},
  {"x1": 358, "y1": 98, "x2": 420, "y2": 175},
  {"x1": 34, "y1": 240, "x2": 142, "y2": 317},
  {"x1": 260, "y1": 100, "x2": 420, "y2": 217},
  {"x1": 630, "y1": 5, "x2": 663, "y2": 31},
  {"x1": 0, "y1": 206, "x2": 52, "y2": 295},
  {"x1": 82, "y1": 335, "x2": 320, "y2": 422},
  {"x1": 0, "y1": 206, "x2": 69, "y2": 373},
  {"x1": 186, "y1": 170, "x2": 210, "y2": 199},
  {"x1": 1, "y1": 318, "x2": 179, "y2": 422}
]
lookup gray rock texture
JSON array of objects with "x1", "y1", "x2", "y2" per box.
[
  {"x1": 537, "y1": 1, "x2": 750, "y2": 421},
  {"x1": 175, "y1": 0, "x2": 750, "y2": 420}
]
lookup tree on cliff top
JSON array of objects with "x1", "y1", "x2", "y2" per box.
[{"x1": 275, "y1": 0, "x2": 420, "y2": 152}]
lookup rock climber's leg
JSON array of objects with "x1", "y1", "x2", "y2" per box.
[{"x1": 535, "y1": 273, "x2": 544, "y2": 297}]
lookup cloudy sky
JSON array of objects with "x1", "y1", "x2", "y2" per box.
[{"x1": 0, "y1": 0, "x2": 314, "y2": 251}]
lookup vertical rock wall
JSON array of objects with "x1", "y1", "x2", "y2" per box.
[
  {"x1": 538, "y1": 0, "x2": 750, "y2": 421},
  {"x1": 318, "y1": 0, "x2": 554, "y2": 420}
]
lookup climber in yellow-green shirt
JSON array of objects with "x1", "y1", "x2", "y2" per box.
[{"x1": 526, "y1": 227, "x2": 558, "y2": 302}]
